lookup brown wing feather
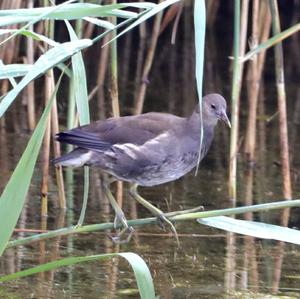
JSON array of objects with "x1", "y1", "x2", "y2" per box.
[{"x1": 56, "y1": 112, "x2": 184, "y2": 151}]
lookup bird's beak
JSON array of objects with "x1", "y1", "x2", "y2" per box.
[{"x1": 220, "y1": 110, "x2": 231, "y2": 128}]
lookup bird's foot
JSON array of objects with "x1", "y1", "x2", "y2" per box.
[
  {"x1": 108, "y1": 226, "x2": 134, "y2": 244},
  {"x1": 108, "y1": 211, "x2": 134, "y2": 244},
  {"x1": 156, "y1": 212, "x2": 179, "y2": 246}
]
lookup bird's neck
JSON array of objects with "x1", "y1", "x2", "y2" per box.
[{"x1": 188, "y1": 110, "x2": 217, "y2": 133}]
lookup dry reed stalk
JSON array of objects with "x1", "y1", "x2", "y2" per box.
[
  {"x1": 26, "y1": 0, "x2": 36, "y2": 131},
  {"x1": 119, "y1": 32, "x2": 132, "y2": 94},
  {"x1": 41, "y1": 70, "x2": 53, "y2": 217},
  {"x1": 270, "y1": 0, "x2": 292, "y2": 217},
  {"x1": 109, "y1": 17, "x2": 120, "y2": 117},
  {"x1": 108, "y1": 0, "x2": 123, "y2": 208},
  {"x1": 243, "y1": 236, "x2": 259, "y2": 291},
  {"x1": 225, "y1": 232, "x2": 236, "y2": 291},
  {"x1": 84, "y1": 22, "x2": 95, "y2": 39},
  {"x1": 97, "y1": 33, "x2": 110, "y2": 120},
  {"x1": 269, "y1": 0, "x2": 292, "y2": 293},
  {"x1": 41, "y1": 8, "x2": 55, "y2": 216},
  {"x1": 228, "y1": 0, "x2": 248, "y2": 203},
  {"x1": 206, "y1": 0, "x2": 220, "y2": 28},
  {"x1": 51, "y1": 89, "x2": 66, "y2": 210},
  {"x1": 244, "y1": 1, "x2": 271, "y2": 161},
  {"x1": 182, "y1": 6, "x2": 194, "y2": 116},
  {"x1": 134, "y1": 0, "x2": 163, "y2": 115},
  {"x1": 134, "y1": 21, "x2": 147, "y2": 106}
]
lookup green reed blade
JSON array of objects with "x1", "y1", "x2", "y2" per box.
[
  {"x1": 0, "y1": 72, "x2": 65, "y2": 256},
  {"x1": 0, "y1": 252, "x2": 156, "y2": 299},
  {"x1": 198, "y1": 216, "x2": 300, "y2": 245},
  {"x1": 0, "y1": 39, "x2": 92, "y2": 118}
]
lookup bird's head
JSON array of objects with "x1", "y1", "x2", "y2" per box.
[{"x1": 195, "y1": 94, "x2": 231, "y2": 128}]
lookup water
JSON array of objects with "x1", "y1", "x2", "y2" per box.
[{"x1": 1, "y1": 3, "x2": 300, "y2": 298}]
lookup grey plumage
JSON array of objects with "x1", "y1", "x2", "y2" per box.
[{"x1": 54, "y1": 93, "x2": 230, "y2": 186}]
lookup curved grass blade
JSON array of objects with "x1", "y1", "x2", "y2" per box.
[
  {"x1": 0, "y1": 63, "x2": 33, "y2": 79},
  {"x1": 0, "y1": 0, "x2": 75, "y2": 46},
  {"x1": 242, "y1": 22, "x2": 300, "y2": 62},
  {"x1": 0, "y1": 29, "x2": 58, "y2": 46},
  {"x1": 198, "y1": 216, "x2": 300, "y2": 245},
  {"x1": 194, "y1": 0, "x2": 206, "y2": 175},
  {"x1": 83, "y1": 17, "x2": 115, "y2": 30},
  {"x1": 65, "y1": 21, "x2": 90, "y2": 225},
  {"x1": 0, "y1": 73, "x2": 65, "y2": 256},
  {"x1": 0, "y1": 253, "x2": 156, "y2": 299},
  {"x1": 0, "y1": 3, "x2": 141, "y2": 27},
  {"x1": 0, "y1": 39, "x2": 93, "y2": 118}
]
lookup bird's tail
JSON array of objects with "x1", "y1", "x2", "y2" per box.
[{"x1": 53, "y1": 148, "x2": 92, "y2": 167}]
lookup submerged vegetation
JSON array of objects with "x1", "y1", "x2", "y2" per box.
[{"x1": 0, "y1": 0, "x2": 300, "y2": 297}]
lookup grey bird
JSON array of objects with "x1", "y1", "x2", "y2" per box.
[{"x1": 54, "y1": 93, "x2": 230, "y2": 242}]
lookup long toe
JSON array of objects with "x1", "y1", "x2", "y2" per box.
[
  {"x1": 156, "y1": 213, "x2": 179, "y2": 246},
  {"x1": 108, "y1": 226, "x2": 134, "y2": 244},
  {"x1": 109, "y1": 212, "x2": 134, "y2": 244}
]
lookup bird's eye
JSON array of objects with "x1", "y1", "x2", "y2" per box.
[{"x1": 210, "y1": 104, "x2": 216, "y2": 110}]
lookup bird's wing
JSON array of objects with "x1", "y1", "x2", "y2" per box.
[{"x1": 56, "y1": 112, "x2": 184, "y2": 151}]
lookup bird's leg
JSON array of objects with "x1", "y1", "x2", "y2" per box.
[
  {"x1": 129, "y1": 183, "x2": 179, "y2": 245},
  {"x1": 102, "y1": 181, "x2": 134, "y2": 244}
]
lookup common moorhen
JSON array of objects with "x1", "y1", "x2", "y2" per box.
[{"x1": 54, "y1": 93, "x2": 230, "y2": 241}]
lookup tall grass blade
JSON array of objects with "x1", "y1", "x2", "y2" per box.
[
  {"x1": 242, "y1": 22, "x2": 300, "y2": 62},
  {"x1": 0, "y1": 39, "x2": 93, "y2": 118},
  {"x1": 0, "y1": 73, "x2": 64, "y2": 256},
  {"x1": 66, "y1": 21, "x2": 90, "y2": 225},
  {"x1": 198, "y1": 216, "x2": 300, "y2": 245},
  {"x1": 193, "y1": 0, "x2": 206, "y2": 175},
  {"x1": 0, "y1": 252, "x2": 156, "y2": 299},
  {"x1": 65, "y1": 22, "x2": 90, "y2": 125}
]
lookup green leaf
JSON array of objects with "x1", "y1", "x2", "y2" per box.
[
  {"x1": 0, "y1": 73, "x2": 64, "y2": 256},
  {"x1": 0, "y1": 253, "x2": 156, "y2": 299},
  {"x1": 193, "y1": 0, "x2": 206, "y2": 174},
  {"x1": 83, "y1": 17, "x2": 115, "y2": 30},
  {"x1": 0, "y1": 39, "x2": 93, "y2": 118},
  {"x1": 0, "y1": 63, "x2": 33, "y2": 79},
  {"x1": 119, "y1": 253, "x2": 156, "y2": 299},
  {"x1": 198, "y1": 216, "x2": 300, "y2": 245},
  {"x1": 0, "y1": 0, "x2": 75, "y2": 46},
  {"x1": 242, "y1": 22, "x2": 300, "y2": 62},
  {"x1": 0, "y1": 28, "x2": 58, "y2": 46},
  {"x1": 65, "y1": 21, "x2": 90, "y2": 226},
  {"x1": 0, "y1": 3, "x2": 141, "y2": 27},
  {"x1": 65, "y1": 22, "x2": 90, "y2": 125}
]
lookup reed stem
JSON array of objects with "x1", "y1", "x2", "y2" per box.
[
  {"x1": 134, "y1": 1, "x2": 163, "y2": 115},
  {"x1": 244, "y1": 0, "x2": 271, "y2": 162},
  {"x1": 229, "y1": 0, "x2": 245, "y2": 203},
  {"x1": 26, "y1": 0, "x2": 36, "y2": 131},
  {"x1": 269, "y1": 0, "x2": 292, "y2": 211},
  {"x1": 7, "y1": 199, "x2": 300, "y2": 249}
]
